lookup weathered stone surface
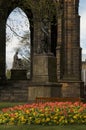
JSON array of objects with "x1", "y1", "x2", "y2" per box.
[
  {"x1": 61, "y1": 82, "x2": 81, "y2": 97},
  {"x1": 28, "y1": 83, "x2": 62, "y2": 101},
  {"x1": 32, "y1": 54, "x2": 57, "y2": 83}
]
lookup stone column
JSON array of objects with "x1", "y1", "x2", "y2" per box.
[
  {"x1": 0, "y1": 10, "x2": 6, "y2": 80},
  {"x1": 56, "y1": 15, "x2": 63, "y2": 80},
  {"x1": 63, "y1": 0, "x2": 75, "y2": 80},
  {"x1": 60, "y1": 0, "x2": 82, "y2": 98},
  {"x1": 62, "y1": 0, "x2": 81, "y2": 81},
  {"x1": 71, "y1": 0, "x2": 81, "y2": 80}
]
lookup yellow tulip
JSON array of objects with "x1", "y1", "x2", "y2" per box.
[{"x1": 46, "y1": 117, "x2": 50, "y2": 122}]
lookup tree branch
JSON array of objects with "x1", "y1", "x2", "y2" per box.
[{"x1": 6, "y1": 23, "x2": 27, "y2": 39}]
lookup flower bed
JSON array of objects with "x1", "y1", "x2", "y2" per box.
[{"x1": 0, "y1": 102, "x2": 86, "y2": 125}]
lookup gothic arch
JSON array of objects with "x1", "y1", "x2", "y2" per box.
[
  {"x1": 6, "y1": 7, "x2": 32, "y2": 79},
  {"x1": 0, "y1": 0, "x2": 34, "y2": 79}
]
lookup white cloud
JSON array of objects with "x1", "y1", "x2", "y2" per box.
[{"x1": 82, "y1": 49, "x2": 86, "y2": 54}]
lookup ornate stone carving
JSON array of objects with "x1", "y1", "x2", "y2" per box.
[
  {"x1": 41, "y1": 18, "x2": 49, "y2": 53},
  {"x1": 37, "y1": 18, "x2": 51, "y2": 54}
]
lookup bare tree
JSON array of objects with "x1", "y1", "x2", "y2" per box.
[{"x1": 6, "y1": 7, "x2": 30, "y2": 43}]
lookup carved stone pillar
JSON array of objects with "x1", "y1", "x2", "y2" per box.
[
  {"x1": 63, "y1": 0, "x2": 76, "y2": 80},
  {"x1": 0, "y1": 10, "x2": 6, "y2": 80},
  {"x1": 56, "y1": 15, "x2": 63, "y2": 80},
  {"x1": 62, "y1": 0, "x2": 81, "y2": 81},
  {"x1": 59, "y1": 0, "x2": 82, "y2": 98}
]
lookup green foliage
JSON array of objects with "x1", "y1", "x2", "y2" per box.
[
  {"x1": 23, "y1": 0, "x2": 60, "y2": 21},
  {"x1": 6, "y1": 69, "x2": 11, "y2": 79}
]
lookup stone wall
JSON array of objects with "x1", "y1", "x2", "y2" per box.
[
  {"x1": 0, "y1": 81, "x2": 29, "y2": 102},
  {"x1": 0, "y1": 81, "x2": 62, "y2": 102}
]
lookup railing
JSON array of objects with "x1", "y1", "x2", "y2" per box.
[{"x1": 35, "y1": 97, "x2": 81, "y2": 103}]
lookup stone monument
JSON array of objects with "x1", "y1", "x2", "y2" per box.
[
  {"x1": 0, "y1": 0, "x2": 83, "y2": 102},
  {"x1": 11, "y1": 51, "x2": 27, "y2": 80},
  {"x1": 12, "y1": 51, "x2": 23, "y2": 69}
]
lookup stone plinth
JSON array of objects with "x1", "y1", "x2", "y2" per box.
[
  {"x1": 27, "y1": 54, "x2": 62, "y2": 102},
  {"x1": 60, "y1": 81, "x2": 83, "y2": 98},
  {"x1": 28, "y1": 82, "x2": 62, "y2": 102},
  {"x1": 11, "y1": 69, "x2": 27, "y2": 80},
  {"x1": 32, "y1": 54, "x2": 57, "y2": 83}
]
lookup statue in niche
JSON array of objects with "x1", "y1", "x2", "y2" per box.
[
  {"x1": 40, "y1": 18, "x2": 50, "y2": 54},
  {"x1": 12, "y1": 51, "x2": 23, "y2": 69}
]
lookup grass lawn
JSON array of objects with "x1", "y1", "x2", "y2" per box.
[
  {"x1": 0, "y1": 102, "x2": 25, "y2": 110},
  {"x1": 0, "y1": 125, "x2": 86, "y2": 130}
]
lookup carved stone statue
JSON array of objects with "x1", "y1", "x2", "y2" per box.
[
  {"x1": 40, "y1": 18, "x2": 50, "y2": 53},
  {"x1": 12, "y1": 51, "x2": 23, "y2": 69},
  {"x1": 36, "y1": 18, "x2": 51, "y2": 54}
]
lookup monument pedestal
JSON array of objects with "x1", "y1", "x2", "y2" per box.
[
  {"x1": 28, "y1": 82, "x2": 62, "y2": 102},
  {"x1": 28, "y1": 54, "x2": 62, "y2": 102},
  {"x1": 32, "y1": 54, "x2": 57, "y2": 82},
  {"x1": 11, "y1": 69, "x2": 27, "y2": 80}
]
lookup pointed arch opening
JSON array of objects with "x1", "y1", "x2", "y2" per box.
[{"x1": 6, "y1": 7, "x2": 32, "y2": 80}]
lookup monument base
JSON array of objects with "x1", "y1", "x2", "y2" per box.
[
  {"x1": 28, "y1": 82, "x2": 62, "y2": 102},
  {"x1": 32, "y1": 54, "x2": 57, "y2": 83},
  {"x1": 11, "y1": 69, "x2": 27, "y2": 80},
  {"x1": 0, "y1": 80, "x2": 84, "y2": 102},
  {"x1": 58, "y1": 81, "x2": 83, "y2": 98}
]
